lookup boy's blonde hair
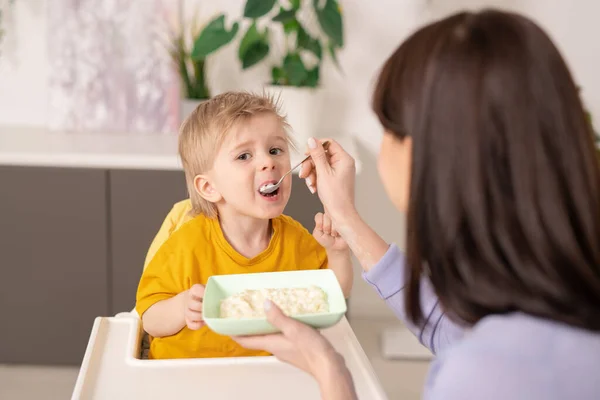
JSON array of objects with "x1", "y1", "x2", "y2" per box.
[{"x1": 178, "y1": 91, "x2": 293, "y2": 218}]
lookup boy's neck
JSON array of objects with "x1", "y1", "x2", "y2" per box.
[{"x1": 217, "y1": 209, "x2": 272, "y2": 259}]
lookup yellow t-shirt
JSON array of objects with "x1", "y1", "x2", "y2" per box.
[{"x1": 136, "y1": 212, "x2": 328, "y2": 359}]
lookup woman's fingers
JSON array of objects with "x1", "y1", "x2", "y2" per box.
[
  {"x1": 232, "y1": 302, "x2": 297, "y2": 351},
  {"x1": 264, "y1": 300, "x2": 303, "y2": 338},
  {"x1": 299, "y1": 158, "x2": 314, "y2": 179}
]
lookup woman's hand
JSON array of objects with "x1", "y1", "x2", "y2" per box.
[
  {"x1": 231, "y1": 301, "x2": 357, "y2": 399},
  {"x1": 300, "y1": 138, "x2": 357, "y2": 222}
]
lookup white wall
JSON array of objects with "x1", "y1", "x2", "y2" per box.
[{"x1": 1, "y1": 0, "x2": 599, "y2": 318}]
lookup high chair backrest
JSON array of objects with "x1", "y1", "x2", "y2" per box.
[{"x1": 143, "y1": 199, "x2": 194, "y2": 271}]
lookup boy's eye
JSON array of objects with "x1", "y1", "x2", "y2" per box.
[
  {"x1": 237, "y1": 153, "x2": 251, "y2": 161},
  {"x1": 270, "y1": 147, "x2": 283, "y2": 155}
]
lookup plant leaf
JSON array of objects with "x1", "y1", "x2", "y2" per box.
[
  {"x1": 271, "y1": 66, "x2": 286, "y2": 85},
  {"x1": 283, "y1": 53, "x2": 308, "y2": 86},
  {"x1": 283, "y1": 18, "x2": 300, "y2": 34},
  {"x1": 239, "y1": 23, "x2": 270, "y2": 69},
  {"x1": 242, "y1": 41, "x2": 270, "y2": 69},
  {"x1": 191, "y1": 15, "x2": 239, "y2": 60},
  {"x1": 328, "y1": 43, "x2": 342, "y2": 71},
  {"x1": 297, "y1": 25, "x2": 322, "y2": 59},
  {"x1": 273, "y1": 7, "x2": 296, "y2": 22},
  {"x1": 313, "y1": 0, "x2": 343, "y2": 47},
  {"x1": 244, "y1": 0, "x2": 277, "y2": 18},
  {"x1": 305, "y1": 66, "x2": 320, "y2": 87},
  {"x1": 290, "y1": 0, "x2": 302, "y2": 10},
  {"x1": 238, "y1": 22, "x2": 261, "y2": 60}
]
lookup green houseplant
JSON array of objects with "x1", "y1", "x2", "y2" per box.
[
  {"x1": 236, "y1": 0, "x2": 343, "y2": 87},
  {"x1": 235, "y1": 0, "x2": 344, "y2": 143},
  {"x1": 168, "y1": 13, "x2": 238, "y2": 101}
]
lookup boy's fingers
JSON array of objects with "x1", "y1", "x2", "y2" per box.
[
  {"x1": 322, "y1": 214, "x2": 332, "y2": 235},
  {"x1": 330, "y1": 217, "x2": 339, "y2": 237},
  {"x1": 189, "y1": 284, "x2": 205, "y2": 301},
  {"x1": 188, "y1": 298, "x2": 203, "y2": 309},
  {"x1": 187, "y1": 320, "x2": 205, "y2": 330},
  {"x1": 314, "y1": 213, "x2": 324, "y2": 232},
  {"x1": 186, "y1": 307, "x2": 203, "y2": 319}
]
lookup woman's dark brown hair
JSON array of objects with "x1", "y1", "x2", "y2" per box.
[{"x1": 372, "y1": 9, "x2": 600, "y2": 330}]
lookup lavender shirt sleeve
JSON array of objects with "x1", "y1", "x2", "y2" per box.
[{"x1": 362, "y1": 244, "x2": 465, "y2": 354}]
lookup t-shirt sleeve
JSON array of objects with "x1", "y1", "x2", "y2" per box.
[
  {"x1": 316, "y1": 242, "x2": 328, "y2": 269},
  {"x1": 297, "y1": 219, "x2": 328, "y2": 269},
  {"x1": 136, "y1": 241, "x2": 185, "y2": 318},
  {"x1": 282, "y1": 216, "x2": 329, "y2": 270}
]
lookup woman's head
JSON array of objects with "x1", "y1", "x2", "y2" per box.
[{"x1": 372, "y1": 10, "x2": 600, "y2": 330}]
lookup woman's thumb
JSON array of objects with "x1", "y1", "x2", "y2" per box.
[
  {"x1": 264, "y1": 299, "x2": 292, "y2": 334},
  {"x1": 307, "y1": 137, "x2": 330, "y2": 173}
]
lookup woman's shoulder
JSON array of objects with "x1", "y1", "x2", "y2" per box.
[{"x1": 425, "y1": 313, "x2": 600, "y2": 399}]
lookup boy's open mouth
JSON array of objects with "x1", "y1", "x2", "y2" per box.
[
  {"x1": 259, "y1": 181, "x2": 280, "y2": 198},
  {"x1": 259, "y1": 187, "x2": 279, "y2": 197}
]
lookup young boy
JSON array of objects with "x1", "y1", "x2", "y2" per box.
[{"x1": 135, "y1": 92, "x2": 353, "y2": 359}]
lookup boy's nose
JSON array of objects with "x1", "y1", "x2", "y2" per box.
[
  {"x1": 261, "y1": 162, "x2": 276, "y2": 171},
  {"x1": 259, "y1": 154, "x2": 277, "y2": 171}
]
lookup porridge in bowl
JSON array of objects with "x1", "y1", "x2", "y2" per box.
[{"x1": 220, "y1": 286, "x2": 329, "y2": 318}]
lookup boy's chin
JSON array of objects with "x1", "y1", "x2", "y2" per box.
[
  {"x1": 258, "y1": 208, "x2": 285, "y2": 220},
  {"x1": 253, "y1": 203, "x2": 287, "y2": 220}
]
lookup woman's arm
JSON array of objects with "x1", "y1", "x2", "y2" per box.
[
  {"x1": 301, "y1": 138, "x2": 465, "y2": 353},
  {"x1": 337, "y1": 210, "x2": 465, "y2": 354}
]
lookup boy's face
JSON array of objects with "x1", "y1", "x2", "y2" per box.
[{"x1": 204, "y1": 113, "x2": 292, "y2": 219}]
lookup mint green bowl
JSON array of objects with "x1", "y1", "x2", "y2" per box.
[{"x1": 203, "y1": 269, "x2": 347, "y2": 336}]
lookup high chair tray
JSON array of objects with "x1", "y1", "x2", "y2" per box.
[{"x1": 72, "y1": 315, "x2": 387, "y2": 399}]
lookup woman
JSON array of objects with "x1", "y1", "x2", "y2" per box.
[{"x1": 232, "y1": 9, "x2": 600, "y2": 399}]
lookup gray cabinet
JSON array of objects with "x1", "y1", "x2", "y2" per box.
[
  {"x1": 0, "y1": 166, "x2": 109, "y2": 365},
  {"x1": 286, "y1": 175, "x2": 324, "y2": 230},
  {"x1": 109, "y1": 170, "x2": 188, "y2": 314},
  {"x1": 0, "y1": 166, "x2": 322, "y2": 366}
]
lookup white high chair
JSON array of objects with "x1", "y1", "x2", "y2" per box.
[
  {"x1": 71, "y1": 309, "x2": 387, "y2": 399},
  {"x1": 71, "y1": 198, "x2": 386, "y2": 399}
]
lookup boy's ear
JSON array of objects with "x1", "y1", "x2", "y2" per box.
[{"x1": 193, "y1": 175, "x2": 222, "y2": 203}]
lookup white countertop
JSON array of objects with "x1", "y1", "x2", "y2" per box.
[{"x1": 0, "y1": 125, "x2": 361, "y2": 172}]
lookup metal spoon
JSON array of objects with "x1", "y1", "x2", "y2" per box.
[{"x1": 259, "y1": 140, "x2": 330, "y2": 194}]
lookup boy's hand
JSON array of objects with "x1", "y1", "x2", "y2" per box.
[
  {"x1": 185, "y1": 284, "x2": 206, "y2": 330},
  {"x1": 313, "y1": 212, "x2": 349, "y2": 252}
]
